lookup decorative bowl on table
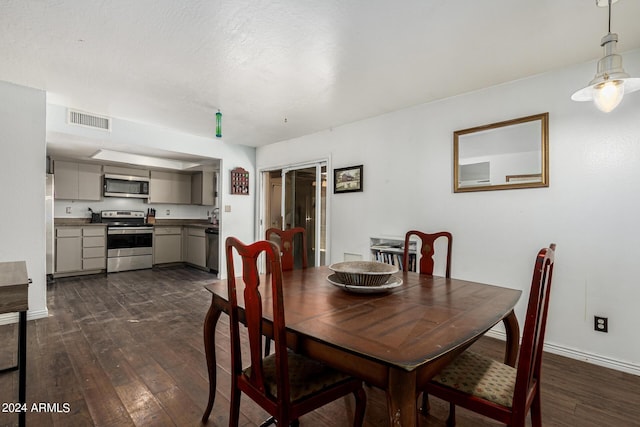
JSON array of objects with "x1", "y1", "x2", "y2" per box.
[{"x1": 328, "y1": 261, "x2": 399, "y2": 287}]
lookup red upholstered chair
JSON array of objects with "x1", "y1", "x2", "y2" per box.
[
  {"x1": 403, "y1": 230, "x2": 452, "y2": 276},
  {"x1": 423, "y1": 244, "x2": 556, "y2": 427},
  {"x1": 265, "y1": 227, "x2": 308, "y2": 272},
  {"x1": 225, "y1": 237, "x2": 366, "y2": 427}
]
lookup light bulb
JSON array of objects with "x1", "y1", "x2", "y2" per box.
[{"x1": 592, "y1": 80, "x2": 624, "y2": 112}]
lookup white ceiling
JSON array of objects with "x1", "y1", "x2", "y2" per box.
[{"x1": 2, "y1": 0, "x2": 640, "y2": 157}]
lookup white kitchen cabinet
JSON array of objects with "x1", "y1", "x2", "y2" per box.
[
  {"x1": 78, "y1": 164, "x2": 102, "y2": 200},
  {"x1": 149, "y1": 171, "x2": 191, "y2": 204},
  {"x1": 54, "y1": 160, "x2": 102, "y2": 201},
  {"x1": 184, "y1": 227, "x2": 206, "y2": 268},
  {"x1": 102, "y1": 165, "x2": 149, "y2": 177},
  {"x1": 55, "y1": 226, "x2": 106, "y2": 275},
  {"x1": 54, "y1": 161, "x2": 79, "y2": 200},
  {"x1": 191, "y1": 171, "x2": 216, "y2": 206},
  {"x1": 82, "y1": 227, "x2": 105, "y2": 270},
  {"x1": 55, "y1": 227, "x2": 82, "y2": 273},
  {"x1": 153, "y1": 226, "x2": 182, "y2": 264}
]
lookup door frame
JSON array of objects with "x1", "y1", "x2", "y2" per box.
[{"x1": 258, "y1": 158, "x2": 331, "y2": 266}]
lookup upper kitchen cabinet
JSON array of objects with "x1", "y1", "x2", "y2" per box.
[
  {"x1": 191, "y1": 171, "x2": 216, "y2": 206},
  {"x1": 54, "y1": 160, "x2": 102, "y2": 201},
  {"x1": 148, "y1": 170, "x2": 191, "y2": 204},
  {"x1": 103, "y1": 165, "x2": 149, "y2": 178}
]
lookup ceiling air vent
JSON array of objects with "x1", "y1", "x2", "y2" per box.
[{"x1": 67, "y1": 109, "x2": 111, "y2": 131}]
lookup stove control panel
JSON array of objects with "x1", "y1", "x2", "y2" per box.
[{"x1": 101, "y1": 210, "x2": 145, "y2": 219}]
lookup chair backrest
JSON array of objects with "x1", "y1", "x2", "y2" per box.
[
  {"x1": 266, "y1": 227, "x2": 308, "y2": 271},
  {"x1": 403, "y1": 230, "x2": 452, "y2": 277},
  {"x1": 512, "y1": 243, "x2": 556, "y2": 416},
  {"x1": 225, "y1": 237, "x2": 292, "y2": 409}
]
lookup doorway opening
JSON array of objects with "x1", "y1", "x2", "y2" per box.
[{"x1": 261, "y1": 162, "x2": 327, "y2": 267}]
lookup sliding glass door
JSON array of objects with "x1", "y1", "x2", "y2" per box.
[{"x1": 262, "y1": 162, "x2": 327, "y2": 267}]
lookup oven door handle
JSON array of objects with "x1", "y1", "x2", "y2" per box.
[{"x1": 108, "y1": 227, "x2": 154, "y2": 235}]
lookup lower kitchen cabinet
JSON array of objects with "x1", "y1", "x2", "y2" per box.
[
  {"x1": 55, "y1": 226, "x2": 105, "y2": 276},
  {"x1": 185, "y1": 227, "x2": 207, "y2": 269},
  {"x1": 153, "y1": 226, "x2": 183, "y2": 264},
  {"x1": 55, "y1": 227, "x2": 82, "y2": 273},
  {"x1": 82, "y1": 227, "x2": 106, "y2": 270}
]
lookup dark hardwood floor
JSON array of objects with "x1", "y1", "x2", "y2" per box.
[{"x1": 1, "y1": 266, "x2": 638, "y2": 426}]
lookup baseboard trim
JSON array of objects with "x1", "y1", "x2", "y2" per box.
[
  {"x1": 485, "y1": 330, "x2": 640, "y2": 377},
  {"x1": 0, "y1": 309, "x2": 49, "y2": 325}
]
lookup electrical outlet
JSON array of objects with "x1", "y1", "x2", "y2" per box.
[
  {"x1": 594, "y1": 316, "x2": 608, "y2": 333},
  {"x1": 65, "y1": 206, "x2": 72, "y2": 214},
  {"x1": 166, "y1": 209, "x2": 170, "y2": 216},
  {"x1": 225, "y1": 205, "x2": 231, "y2": 212}
]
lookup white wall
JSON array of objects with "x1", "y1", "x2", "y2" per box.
[
  {"x1": 257, "y1": 50, "x2": 640, "y2": 375},
  {"x1": 0, "y1": 81, "x2": 47, "y2": 321},
  {"x1": 217, "y1": 149, "x2": 257, "y2": 278}
]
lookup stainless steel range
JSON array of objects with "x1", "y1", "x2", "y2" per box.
[{"x1": 101, "y1": 210, "x2": 153, "y2": 273}]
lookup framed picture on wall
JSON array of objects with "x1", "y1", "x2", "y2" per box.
[{"x1": 334, "y1": 165, "x2": 363, "y2": 194}]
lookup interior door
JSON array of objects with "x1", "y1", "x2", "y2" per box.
[
  {"x1": 270, "y1": 181, "x2": 282, "y2": 229},
  {"x1": 262, "y1": 162, "x2": 326, "y2": 267}
]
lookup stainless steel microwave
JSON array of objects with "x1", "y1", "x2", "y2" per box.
[{"x1": 103, "y1": 174, "x2": 150, "y2": 198}]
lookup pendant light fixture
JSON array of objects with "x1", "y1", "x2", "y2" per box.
[
  {"x1": 215, "y1": 110, "x2": 222, "y2": 138},
  {"x1": 571, "y1": 0, "x2": 640, "y2": 112}
]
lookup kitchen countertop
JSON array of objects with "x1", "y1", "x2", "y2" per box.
[
  {"x1": 54, "y1": 219, "x2": 106, "y2": 226},
  {"x1": 54, "y1": 218, "x2": 218, "y2": 230},
  {"x1": 153, "y1": 219, "x2": 215, "y2": 228}
]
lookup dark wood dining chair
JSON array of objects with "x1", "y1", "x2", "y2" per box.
[
  {"x1": 264, "y1": 227, "x2": 308, "y2": 356},
  {"x1": 265, "y1": 227, "x2": 308, "y2": 272},
  {"x1": 404, "y1": 230, "x2": 453, "y2": 411},
  {"x1": 403, "y1": 230, "x2": 452, "y2": 276},
  {"x1": 223, "y1": 236, "x2": 366, "y2": 427},
  {"x1": 422, "y1": 244, "x2": 556, "y2": 427}
]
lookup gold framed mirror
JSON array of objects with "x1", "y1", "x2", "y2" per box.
[{"x1": 453, "y1": 112, "x2": 549, "y2": 193}]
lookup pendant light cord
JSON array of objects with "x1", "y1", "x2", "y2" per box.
[{"x1": 607, "y1": 0, "x2": 612, "y2": 34}]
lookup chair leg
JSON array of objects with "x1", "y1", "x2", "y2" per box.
[
  {"x1": 258, "y1": 416, "x2": 300, "y2": 427},
  {"x1": 258, "y1": 417, "x2": 276, "y2": 427},
  {"x1": 202, "y1": 391, "x2": 214, "y2": 423},
  {"x1": 352, "y1": 386, "x2": 367, "y2": 427},
  {"x1": 420, "y1": 391, "x2": 430, "y2": 415},
  {"x1": 530, "y1": 388, "x2": 542, "y2": 427},
  {"x1": 264, "y1": 337, "x2": 271, "y2": 357},
  {"x1": 229, "y1": 385, "x2": 241, "y2": 427},
  {"x1": 446, "y1": 402, "x2": 456, "y2": 427}
]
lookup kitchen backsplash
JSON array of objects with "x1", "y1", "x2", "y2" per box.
[{"x1": 54, "y1": 197, "x2": 212, "y2": 220}]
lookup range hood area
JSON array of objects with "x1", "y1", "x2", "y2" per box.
[{"x1": 103, "y1": 174, "x2": 150, "y2": 199}]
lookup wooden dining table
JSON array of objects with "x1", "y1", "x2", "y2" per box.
[{"x1": 202, "y1": 266, "x2": 522, "y2": 427}]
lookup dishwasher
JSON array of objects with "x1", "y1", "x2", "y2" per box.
[{"x1": 205, "y1": 228, "x2": 219, "y2": 273}]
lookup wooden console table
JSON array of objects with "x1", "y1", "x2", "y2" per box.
[{"x1": 0, "y1": 261, "x2": 29, "y2": 427}]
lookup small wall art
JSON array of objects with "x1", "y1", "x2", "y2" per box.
[
  {"x1": 334, "y1": 165, "x2": 363, "y2": 194},
  {"x1": 230, "y1": 167, "x2": 249, "y2": 195}
]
